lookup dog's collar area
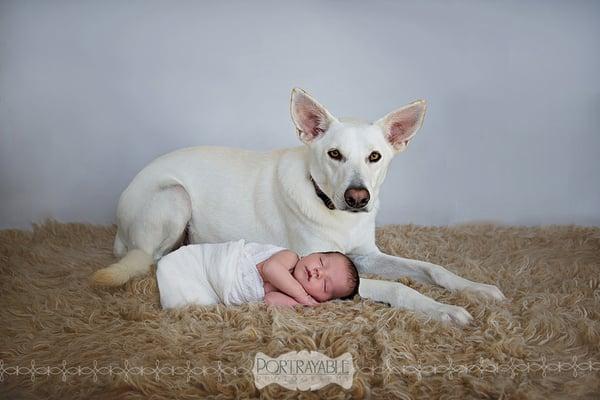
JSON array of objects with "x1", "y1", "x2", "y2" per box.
[{"x1": 309, "y1": 175, "x2": 336, "y2": 210}]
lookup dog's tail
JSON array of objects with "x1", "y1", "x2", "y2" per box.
[{"x1": 90, "y1": 249, "x2": 154, "y2": 286}]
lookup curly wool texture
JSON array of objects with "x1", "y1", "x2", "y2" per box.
[{"x1": 0, "y1": 221, "x2": 599, "y2": 399}]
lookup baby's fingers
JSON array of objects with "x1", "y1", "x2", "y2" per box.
[
  {"x1": 297, "y1": 294, "x2": 318, "y2": 306},
  {"x1": 306, "y1": 296, "x2": 320, "y2": 306}
]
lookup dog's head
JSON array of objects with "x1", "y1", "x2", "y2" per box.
[{"x1": 290, "y1": 88, "x2": 427, "y2": 213}]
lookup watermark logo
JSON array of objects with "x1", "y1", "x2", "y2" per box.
[{"x1": 253, "y1": 351, "x2": 354, "y2": 390}]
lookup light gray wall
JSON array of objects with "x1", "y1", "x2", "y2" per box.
[{"x1": 1, "y1": 0, "x2": 599, "y2": 229}]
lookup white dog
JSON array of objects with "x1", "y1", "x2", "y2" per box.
[{"x1": 92, "y1": 88, "x2": 505, "y2": 325}]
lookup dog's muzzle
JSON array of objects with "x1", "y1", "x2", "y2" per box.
[
  {"x1": 309, "y1": 176, "x2": 370, "y2": 212},
  {"x1": 344, "y1": 186, "x2": 370, "y2": 210}
]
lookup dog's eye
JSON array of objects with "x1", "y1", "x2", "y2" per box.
[
  {"x1": 368, "y1": 151, "x2": 381, "y2": 163},
  {"x1": 327, "y1": 149, "x2": 342, "y2": 160}
]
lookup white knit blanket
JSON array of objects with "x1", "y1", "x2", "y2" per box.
[{"x1": 156, "y1": 239, "x2": 256, "y2": 309}]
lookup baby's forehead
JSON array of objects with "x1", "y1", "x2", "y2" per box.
[
  {"x1": 320, "y1": 252, "x2": 346, "y2": 265},
  {"x1": 306, "y1": 251, "x2": 346, "y2": 264}
]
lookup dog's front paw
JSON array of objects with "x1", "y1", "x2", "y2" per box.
[
  {"x1": 463, "y1": 283, "x2": 506, "y2": 301},
  {"x1": 430, "y1": 304, "x2": 473, "y2": 326}
]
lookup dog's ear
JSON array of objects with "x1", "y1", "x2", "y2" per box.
[
  {"x1": 290, "y1": 88, "x2": 337, "y2": 144},
  {"x1": 375, "y1": 100, "x2": 427, "y2": 152}
]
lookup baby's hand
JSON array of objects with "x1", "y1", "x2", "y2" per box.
[{"x1": 297, "y1": 293, "x2": 320, "y2": 307}]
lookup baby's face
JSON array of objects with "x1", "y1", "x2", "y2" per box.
[{"x1": 292, "y1": 252, "x2": 353, "y2": 302}]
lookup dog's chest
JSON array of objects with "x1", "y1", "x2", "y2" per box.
[{"x1": 286, "y1": 213, "x2": 375, "y2": 254}]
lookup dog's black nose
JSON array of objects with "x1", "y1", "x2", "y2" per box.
[{"x1": 344, "y1": 187, "x2": 370, "y2": 209}]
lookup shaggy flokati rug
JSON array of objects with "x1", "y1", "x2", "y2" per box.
[{"x1": 1, "y1": 221, "x2": 599, "y2": 399}]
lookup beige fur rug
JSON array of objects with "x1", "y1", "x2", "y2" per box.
[{"x1": 1, "y1": 221, "x2": 599, "y2": 399}]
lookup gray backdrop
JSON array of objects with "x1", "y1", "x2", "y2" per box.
[{"x1": 1, "y1": 0, "x2": 599, "y2": 229}]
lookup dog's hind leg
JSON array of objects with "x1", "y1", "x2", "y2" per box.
[
  {"x1": 91, "y1": 185, "x2": 191, "y2": 286},
  {"x1": 113, "y1": 234, "x2": 127, "y2": 257}
]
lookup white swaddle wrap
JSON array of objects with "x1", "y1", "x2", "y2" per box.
[{"x1": 156, "y1": 239, "x2": 286, "y2": 309}]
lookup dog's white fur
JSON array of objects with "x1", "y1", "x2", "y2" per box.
[{"x1": 92, "y1": 88, "x2": 505, "y2": 325}]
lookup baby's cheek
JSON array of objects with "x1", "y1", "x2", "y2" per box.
[{"x1": 307, "y1": 285, "x2": 320, "y2": 298}]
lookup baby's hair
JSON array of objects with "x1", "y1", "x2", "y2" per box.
[{"x1": 321, "y1": 251, "x2": 360, "y2": 300}]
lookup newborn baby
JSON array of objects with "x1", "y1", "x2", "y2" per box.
[{"x1": 156, "y1": 239, "x2": 359, "y2": 309}]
